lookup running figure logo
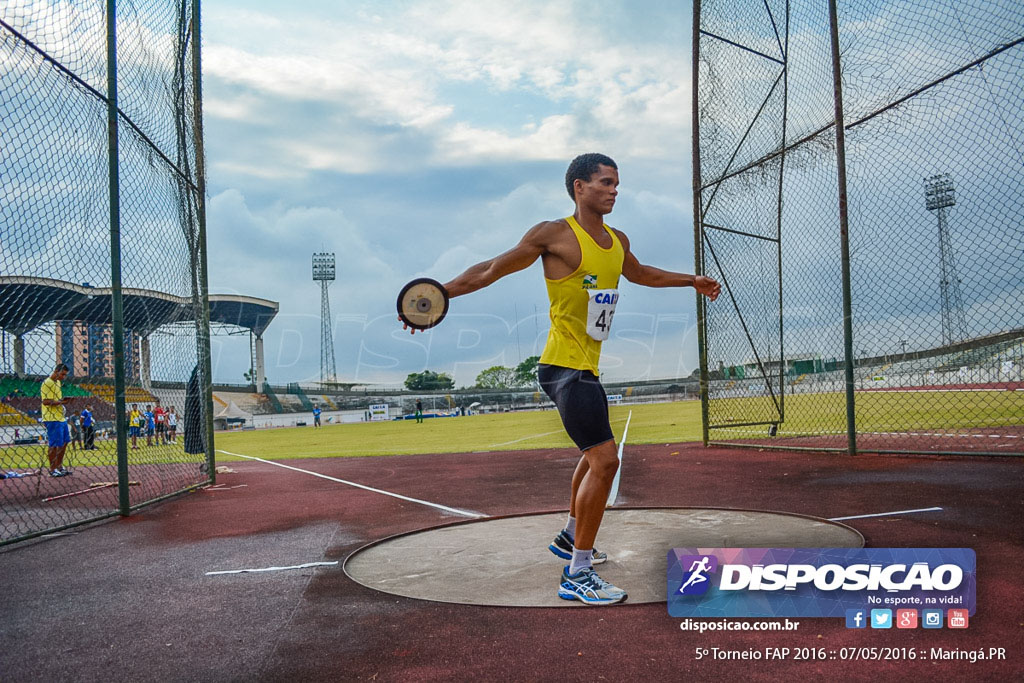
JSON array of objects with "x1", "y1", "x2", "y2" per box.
[{"x1": 677, "y1": 554, "x2": 718, "y2": 595}]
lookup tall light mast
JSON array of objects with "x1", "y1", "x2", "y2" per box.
[
  {"x1": 312, "y1": 252, "x2": 337, "y2": 383},
  {"x1": 924, "y1": 174, "x2": 968, "y2": 345}
]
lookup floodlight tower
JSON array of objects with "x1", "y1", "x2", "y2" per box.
[
  {"x1": 924, "y1": 174, "x2": 968, "y2": 346},
  {"x1": 312, "y1": 252, "x2": 337, "y2": 383}
]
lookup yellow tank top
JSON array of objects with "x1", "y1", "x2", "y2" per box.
[{"x1": 539, "y1": 216, "x2": 625, "y2": 374}]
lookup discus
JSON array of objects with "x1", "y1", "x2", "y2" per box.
[{"x1": 397, "y1": 278, "x2": 449, "y2": 330}]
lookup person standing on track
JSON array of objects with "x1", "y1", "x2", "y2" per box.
[
  {"x1": 154, "y1": 402, "x2": 168, "y2": 444},
  {"x1": 81, "y1": 405, "x2": 96, "y2": 450},
  {"x1": 167, "y1": 406, "x2": 178, "y2": 443},
  {"x1": 41, "y1": 363, "x2": 73, "y2": 477},
  {"x1": 128, "y1": 404, "x2": 141, "y2": 450},
  {"x1": 402, "y1": 153, "x2": 720, "y2": 605},
  {"x1": 143, "y1": 404, "x2": 155, "y2": 447}
]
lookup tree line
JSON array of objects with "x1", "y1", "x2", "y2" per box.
[{"x1": 404, "y1": 356, "x2": 540, "y2": 391}]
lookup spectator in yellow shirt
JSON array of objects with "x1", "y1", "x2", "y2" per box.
[
  {"x1": 41, "y1": 364, "x2": 73, "y2": 476},
  {"x1": 128, "y1": 404, "x2": 142, "y2": 450}
]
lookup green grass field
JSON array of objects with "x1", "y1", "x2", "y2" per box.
[
  {"x1": 215, "y1": 401, "x2": 703, "y2": 461},
  {"x1": 709, "y1": 390, "x2": 1023, "y2": 435},
  {"x1": 3, "y1": 389, "x2": 1019, "y2": 468},
  {"x1": 215, "y1": 389, "x2": 1020, "y2": 461}
]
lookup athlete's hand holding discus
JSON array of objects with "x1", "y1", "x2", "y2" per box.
[{"x1": 397, "y1": 278, "x2": 450, "y2": 333}]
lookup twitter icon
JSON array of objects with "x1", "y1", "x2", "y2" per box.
[{"x1": 870, "y1": 609, "x2": 892, "y2": 629}]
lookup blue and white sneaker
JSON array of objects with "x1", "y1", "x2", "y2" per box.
[
  {"x1": 548, "y1": 529, "x2": 607, "y2": 564},
  {"x1": 558, "y1": 566, "x2": 628, "y2": 605}
]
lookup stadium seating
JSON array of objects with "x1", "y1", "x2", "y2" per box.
[
  {"x1": 0, "y1": 375, "x2": 90, "y2": 398},
  {"x1": 5, "y1": 395, "x2": 116, "y2": 422},
  {"x1": 78, "y1": 382, "x2": 157, "y2": 405},
  {"x1": 0, "y1": 402, "x2": 34, "y2": 426},
  {"x1": 934, "y1": 337, "x2": 1023, "y2": 372}
]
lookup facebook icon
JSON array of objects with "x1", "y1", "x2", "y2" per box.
[{"x1": 846, "y1": 609, "x2": 867, "y2": 629}]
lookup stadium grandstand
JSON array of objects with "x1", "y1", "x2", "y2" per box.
[
  {"x1": 0, "y1": 276, "x2": 278, "y2": 440},
  {"x1": 708, "y1": 328, "x2": 1024, "y2": 400}
]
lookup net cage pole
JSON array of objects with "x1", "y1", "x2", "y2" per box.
[
  {"x1": 106, "y1": 0, "x2": 131, "y2": 513},
  {"x1": 692, "y1": 0, "x2": 710, "y2": 446},
  {"x1": 775, "y1": 0, "x2": 790, "y2": 429},
  {"x1": 191, "y1": 0, "x2": 217, "y2": 482},
  {"x1": 827, "y1": 0, "x2": 857, "y2": 456}
]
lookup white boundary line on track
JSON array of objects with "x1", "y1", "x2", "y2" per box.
[
  {"x1": 216, "y1": 449, "x2": 486, "y2": 519},
  {"x1": 606, "y1": 411, "x2": 632, "y2": 507},
  {"x1": 206, "y1": 561, "x2": 339, "y2": 576},
  {"x1": 827, "y1": 506, "x2": 942, "y2": 521}
]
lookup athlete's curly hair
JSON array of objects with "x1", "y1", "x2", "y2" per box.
[{"x1": 565, "y1": 153, "x2": 617, "y2": 201}]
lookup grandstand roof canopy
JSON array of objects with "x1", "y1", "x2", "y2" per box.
[{"x1": 0, "y1": 277, "x2": 278, "y2": 336}]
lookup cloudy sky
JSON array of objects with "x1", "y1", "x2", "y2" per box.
[{"x1": 200, "y1": 0, "x2": 701, "y2": 387}]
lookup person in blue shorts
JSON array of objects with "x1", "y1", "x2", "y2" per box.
[
  {"x1": 144, "y1": 404, "x2": 155, "y2": 446},
  {"x1": 40, "y1": 364, "x2": 73, "y2": 476},
  {"x1": 313, "y1": 404, "x2": 322, "y2": 428}
]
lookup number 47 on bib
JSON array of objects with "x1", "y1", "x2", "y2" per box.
[{"x1": 587, "y1": 289, "x2": 619, "y2": 341}]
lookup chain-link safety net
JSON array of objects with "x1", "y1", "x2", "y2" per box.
[
  {"x1": 1, "y1": 0, "x2": 212, "y2": 545},
  {"x1": 694, "y1": 0, "x2": 1023, "y2": 455}
]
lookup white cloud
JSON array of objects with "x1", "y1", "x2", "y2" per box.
[
  {"x1": 202, "y1": 0, "x2": 691, "y2": 176},
  {"x1": 192, "y1": 1, "x2": 703, "y2": 384}
]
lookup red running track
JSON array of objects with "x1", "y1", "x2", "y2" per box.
[{"x1": 1, "y1": 443, "x2": 1022, "y2": 681}]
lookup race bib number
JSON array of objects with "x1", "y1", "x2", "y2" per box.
[{"x1": 586, "y1": 289, "x2": 619, "y2": 341}]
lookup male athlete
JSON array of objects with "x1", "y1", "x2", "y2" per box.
[{"x1": 404, "y1": 153, "x2": 720, "y2": 604}]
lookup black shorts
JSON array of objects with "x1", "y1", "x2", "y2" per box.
[{"x1": 538, "y1": 364, "x2": 614, "y2": 452}]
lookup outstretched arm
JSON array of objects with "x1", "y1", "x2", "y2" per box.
[
  {"x1": 400, "y1": 223, "x2": 551, "y2": 333},
  {"x1": 442, "y1": 222, "x2": 549, "y2": 298},
  {"x1": 618, "y1": 231, "x2": 721, "y2": 300}
]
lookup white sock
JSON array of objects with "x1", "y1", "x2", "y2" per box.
[
  {"x1": 569, "y1": 547, "x2": 593, "y2": 574},
  {"x1": 565, "y1": 515, "x2": 576, "y2": 538}
]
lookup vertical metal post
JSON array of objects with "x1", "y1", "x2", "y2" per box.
[
  {"x1": 190, "y1": 0, "x2": 215, "y2": 482},
  {"x1": 13, "y1": 335, "x2": 25, "y2": 377},
  {"x1": 775, "y1": 1, "x2": 790, "y2": 423},
  {"x1": 107, "y1": 0, "x2": 130, "y2": 513},
  {"x1": 692, "y1": 0, "x2": 710, "y2": 446},
  {"x1": 827, "y1": 0, "x2": 857, "y2": 456}
]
